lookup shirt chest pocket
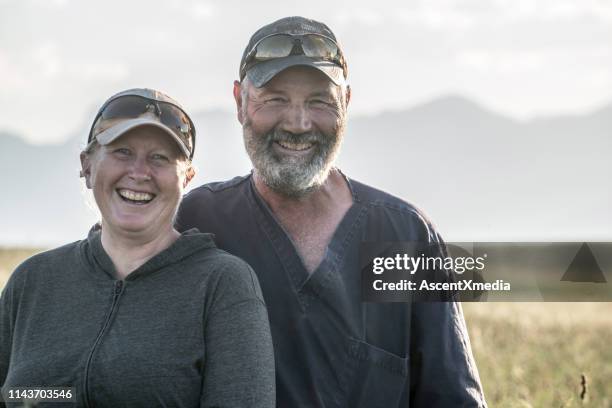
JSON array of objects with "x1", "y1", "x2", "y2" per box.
[{"x1": 339, "y1": 338, "x2": 409, "y2": 408}]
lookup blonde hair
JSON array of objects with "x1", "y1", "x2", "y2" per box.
[{"x1": 83, "y1": 138, "x2": 99, "y2": 155}]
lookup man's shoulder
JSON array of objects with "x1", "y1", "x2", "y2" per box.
[
  {"x1": 184, "y1": 174, "x2": 251, "y2": 199},
  {"x1": 176, "y1": 175, "x2": 252, "y2": 230},
  {"x1": 348, "y1": 176, "x2": 442, "y2": 242},
  {"x1": 350, "y1": 177, "x2": 430, "y2": 219}
]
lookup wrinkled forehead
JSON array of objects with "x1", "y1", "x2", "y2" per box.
[{"x1": 252, "y1": 66, "x2": 343, "y2": 96}]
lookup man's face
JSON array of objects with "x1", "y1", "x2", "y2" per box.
[{"x1": 238, "y1": 66, "x2": 348, "y2": 197}]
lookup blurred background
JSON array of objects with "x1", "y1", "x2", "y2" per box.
[
  {"x1": 1, "y1": 0, "x2": 611, "y2": 405},
  {"x1": 1, "y1": 0, "x2": 611, "y2": 246}
]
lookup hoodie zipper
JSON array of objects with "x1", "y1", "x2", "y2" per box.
[{"x1": 83, "y1": 280, "x2": 124, "y2": 408}]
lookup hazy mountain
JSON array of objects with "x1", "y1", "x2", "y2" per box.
[
  {"x1": 340, "y1": 95, "x2": 611, "y2": 241},
  {"x1": 1, "y1": 95, "x2": 610, "y2": 247}
]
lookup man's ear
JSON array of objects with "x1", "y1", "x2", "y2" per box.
[
  {"x1": 345, "y1": 84, "x2": 351, "y2": 108},
  {"x1": 233, "y1": 80, "x2": 244, "y2": 124},
  {"x1": 183, "y1": 166, "x2": 196, "y2": 189},
  {"x1": 80, "y1": 152, "x2": 93, "y2": 189}
]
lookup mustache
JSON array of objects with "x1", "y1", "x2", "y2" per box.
[{"x1": 266, "y1": 128, "x2": 326, "y2": 145}]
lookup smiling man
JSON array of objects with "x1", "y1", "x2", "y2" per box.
[{"x1": 177, "y1": 16, "x2": 486, "y2": 407}]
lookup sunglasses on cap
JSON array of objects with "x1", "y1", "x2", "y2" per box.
[
  {"x1": 88, "y1": 95, "x2": 196, "y2": 160},
  {"x1": 240, "y1": 33, "x2": 347, "y2": 81}
]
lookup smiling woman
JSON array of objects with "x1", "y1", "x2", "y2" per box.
[
  {"x1": 0, "y1": 89, "x2": 275, "y2": 407},
  {"x1": 81, "y1": 127, "x2": 192, "y2": 272}
]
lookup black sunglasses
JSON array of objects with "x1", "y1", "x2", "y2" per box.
[
  {"x1": 240, "y1": 33, "x2": 347, "y2": 81},
  {"x1": 88, "y1": 95, "x2": 195, "y2": 160}
]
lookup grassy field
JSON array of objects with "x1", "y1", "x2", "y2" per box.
[
  {"x1": 464, "y1": 302, "x2": 612, "y2": 407},
  {"x1": 1, "y1": 248, "x2": 611, "y2": 406}
]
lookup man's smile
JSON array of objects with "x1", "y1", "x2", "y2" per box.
[{"x1": 273, "y1": 140, "x2": 316, "y2": 153}]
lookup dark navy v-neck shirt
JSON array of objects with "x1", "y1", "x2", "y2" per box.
[{"x1": 176, "y1": 172, "x2": 486, "y2": 408}]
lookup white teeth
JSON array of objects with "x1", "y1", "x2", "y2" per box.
[
  {"x1": 277, "y1": 141, "x2": 313, "y2": 151},
  {"x1": 118, "y1": 189, "x2": 154, "y2": 202}
]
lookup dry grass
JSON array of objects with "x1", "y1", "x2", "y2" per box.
[
  {"x1": 463, "y1": 303, "x2": 612, "y2": 407},
  {"x1": 1, "y1": 248, "x2": 611, "y2": 406}
]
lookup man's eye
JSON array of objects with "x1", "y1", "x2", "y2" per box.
[
  {"x1": 265, "y1": 97, "x2": 286, "y2": 104},
  {"x1": 311, "y1": 99, "x2": 329, "y2": 106},
  {"x1": 114, "y1": 148, "x2": 131, "y2": 156}
]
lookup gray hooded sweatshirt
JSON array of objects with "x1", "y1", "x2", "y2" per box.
[{"x1": 0, "y1": 227, "x2": 275, "y2": 407}]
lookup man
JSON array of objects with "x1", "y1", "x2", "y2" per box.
[{"x1": 177, "y1": 16, "x2": 486, "y2": 407}]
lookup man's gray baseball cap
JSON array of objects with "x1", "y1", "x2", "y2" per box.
[{"x1": 239, "y1": 16, "x2": 348, "y2": 87}]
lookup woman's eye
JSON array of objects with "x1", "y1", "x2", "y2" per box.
[
  {"x1": 311, "y1": 99, "x2": 330, "y2": 107},
  {"x1": 152, "y1": 153, "x2": 169, "y2": 162}
]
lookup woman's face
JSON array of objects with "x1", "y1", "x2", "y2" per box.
[{"x1": 81, "y1": 126, "x2": 191, "y2": 238}]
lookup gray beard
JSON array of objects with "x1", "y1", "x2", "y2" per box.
[{"x1": 242, "y1": 123, "x2": 344, "y2": 198}]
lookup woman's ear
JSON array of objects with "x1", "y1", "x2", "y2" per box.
[{"x1": 80, "y1": 152, "x2": 93, "y2": 189}]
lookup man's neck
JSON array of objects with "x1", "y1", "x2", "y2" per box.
[
  {"x1": 252, "y1": 168, "x2": 351, "y2": 216},
  {"x1": 100, "y1": 224, "x2": 180, "y2": 280},
  {"x1": 252, "y1": 168, "x2": 353, "y2": 274}
]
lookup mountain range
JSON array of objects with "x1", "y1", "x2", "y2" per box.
[{"x1": 1, "y1": 95, "x2": 610, "y2": 247}]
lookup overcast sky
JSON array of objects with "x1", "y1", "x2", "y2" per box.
[{"x1": 1, "y1": 0, "x2": 611, "y2": 144}]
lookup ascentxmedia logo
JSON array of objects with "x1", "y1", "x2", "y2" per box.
[{"x1": 360, "y1": 242, "x2": 611, "y2": 302}]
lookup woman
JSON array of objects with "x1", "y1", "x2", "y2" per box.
[{"x1": 0, "y1": 88, "x2": 275, "y2": 407}]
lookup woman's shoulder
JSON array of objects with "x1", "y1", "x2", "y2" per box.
[
  {"x1": 17, "y1": 240, "x2": 82, "y2": 269},
  {"x1": 5, "y1": 240, "x2": 84, "y2": 290}
]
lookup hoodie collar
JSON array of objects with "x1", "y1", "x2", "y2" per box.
[{"x1": 84, "y1": 224, "x2": 216, "y2": 280}]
